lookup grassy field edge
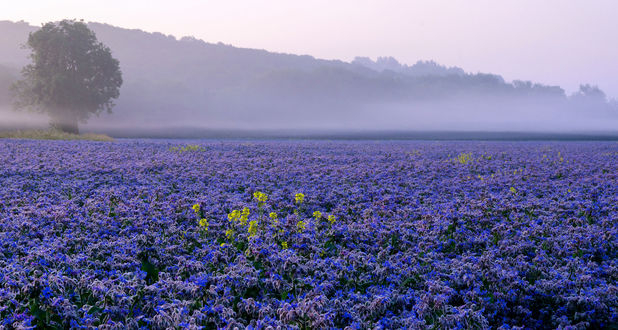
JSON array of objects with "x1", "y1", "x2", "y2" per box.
[{"x1": 0, "y1": 129, "x2": 114, "y2": 141}]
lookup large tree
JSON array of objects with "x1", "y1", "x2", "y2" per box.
[{"x1": 12, "y1": 20, "x2": 122, "y2": 134}]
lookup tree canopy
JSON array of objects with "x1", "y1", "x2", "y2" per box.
[{"x1": 12, "y1": 20, "x2": 122, "y2": 133}]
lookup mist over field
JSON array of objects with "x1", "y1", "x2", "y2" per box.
[{"x1": 1, "y1": 20, "x2": 617, "y2": 136}]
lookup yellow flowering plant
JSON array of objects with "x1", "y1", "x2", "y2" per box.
[
  {"x1": 248, "y1": 220, "x2": 258, "y2": 237},
  {"x1": 253, "y1": 191, "x2": 268, "y2": 217},
  {"x1": 253, "y1": 191, "x2": 268, "y2": 203},
  {"x1": 240, "y1": 207, "x2": 250, "y2": 226},
  {"x1": 228, "y1": 210, "x2": 240, "y2": 222},
  {"x1": 295, "y1": 193, "x2": 305, "y2": 204},
  {"x1": 456, "y1": 152, "x2": 472, "y2": 165},
  {"x1": 198, "y1": 218, "x2": 209, "y2": 231},
  {"x1": 294, "y1": 192, "x2": 305, "y2": 215},
  {"x1": 269, "y1": 212, "x2": 279, "y2": 226}
]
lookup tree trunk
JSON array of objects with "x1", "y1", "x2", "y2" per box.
[{"x1": 51, "y1": 114, "x2": 79, "y2": 134}]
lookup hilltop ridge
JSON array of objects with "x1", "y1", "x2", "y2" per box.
[{"x1": 0, "y1": 20, "x2": 616, "y2": 133}]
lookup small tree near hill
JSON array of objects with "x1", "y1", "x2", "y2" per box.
[{"x1": 12, "y1": 20, "x2": 122, "y2": 134}]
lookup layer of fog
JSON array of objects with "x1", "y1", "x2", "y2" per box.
[
  {"x1": 81, "y1": 100, "x2": 618, "y2": 134},
  {"x1": 2, "y1": 99, "x2": 617, "y2": 136},
  {"x1": 0, "y1": 108, "x2": 47, "y2": 129},
  {"x1": 1, "y1": 20, "x2": 617, "y2": 136}
]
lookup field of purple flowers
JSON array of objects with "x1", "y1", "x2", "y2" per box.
[{"x1": 0, "y1": 139, "x2": 616, "y2": 328}]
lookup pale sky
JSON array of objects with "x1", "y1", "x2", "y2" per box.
[{"x1": 2, "y1": 0, "x2": 617, "y2": 97}]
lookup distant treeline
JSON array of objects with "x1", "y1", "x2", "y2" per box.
[
  {"x1": 0, "y1": 20, "x2": 616, "y2": 132},
  {"x1": 0, "y1": 65, "x2": 17, "y2": 107}
]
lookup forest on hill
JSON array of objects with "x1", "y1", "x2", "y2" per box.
[{"x1": 1, "y1": 20, "x2": 616, "y2": 134}]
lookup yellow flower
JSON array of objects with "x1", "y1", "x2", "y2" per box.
[
  {"x1": 179, "y1": 144, "x2": 202, "y2": 152},
  {"x1": 253, "y1": 191, "x2": 268, "y2": 202},
  {"x1": 228, "y1": 209, "x2": 240, "y2": 222},
  {"x1": 296, "y1": 220, "x2": 306, "y2": 232},
  {"x1": 295, "y1": 193, "x2": 305, "y2": 204},
  {"x1": 248, "y1": 220, "x2": 258, "y2": 237},
  {"x1": 281, "y1": 241, "x2": 288, "y2": 249},
  {"x1": 236, "y1": 207, "x2": 250, "y2": 226},
  {"x1": 269, "y1": 212, "x2": 278, "y2": 220},
  {"x1": 313, "y1": 211, "x2": 322, "y2": 219},
  {"x1": 225, "y1": 229, "x2": 234, "y2": 240},
  {"x1": 510, "y1": 187, "x2": 517, "y2": 194},
  {"x1": 192, "y1": 203, "x2": 200, "y2": 213},
  {"x1": 198, "y1": 218, "x2": 209, "y2": 230},
  {"x1": 327, "y1": 215, "x2": 336, "y2": 225},
  {"x1": 456, "y1": 152, "x2": 472, "y2": 164}
]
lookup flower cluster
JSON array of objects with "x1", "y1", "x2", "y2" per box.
[
  {"x1": 0, "y1": 139, "x2": 616, "y2": 328},
  {"x1": 294, "y1": 192, "x2": 305, "y2": 204},
  {"x1": 253, "y1": 191, "x2": 268, "y2": 202},
  {"x1": 169, "y1": 144, "x2": 205, "y2": 153}
]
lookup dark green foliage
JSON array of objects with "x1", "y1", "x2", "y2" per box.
[
  {"x1": 138, "y1": 253, "x2": 160, "y2": 285},
  {"x1": 0, "y1": 65, "x2": 17, "y2": 106},
  {"x1": 12, "y1": 20, "x2": 122, "y2": 134}
]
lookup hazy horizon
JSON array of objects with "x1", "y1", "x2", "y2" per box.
[
  {"x1": 1, "y1": 3, "x2": 617, "y2": 136},
  {"x1": 2, "y1": 1, "x2": 618, "y2": 98}
]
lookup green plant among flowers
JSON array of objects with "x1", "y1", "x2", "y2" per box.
[
  {"x1": 294, "y1": 192, "x2": 304, "y2": 215},
  {"x1": 456, "y1": 152, "x2": 473, "y2": 165},
  {"x1": 169, "y1": 144, "x2": 205, "y2": 153},
  {"x1": 296, "y1": 220, "x2": 306, "y2": 232},
  {"x1": 192, "y1": 203, "x2": 208, "y2": 237},
  {"x1": 328, "y1": 214, "x2": 336, "y2": 226},
  {"x1": 240, "y1": 207, "x2": 250, "y2": 226},
  {"x1": 269, "y1": 212, "x2": 278, "y2": 226},
  {"x1": 295, "y1": 193, "x2": 304, "y2": 204},
  {"x1": 248, "y1": 220, "x2": 258, "y2": 237},
  {"x1": 191, "y1": 192, "x2": 338, "y2": 253},
  {"x1": 198, "y1": 218, "x2": 209, "y2": 232},
  {"x1": 253, "y1": 191, "x2": 268, "y2": 217}
]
